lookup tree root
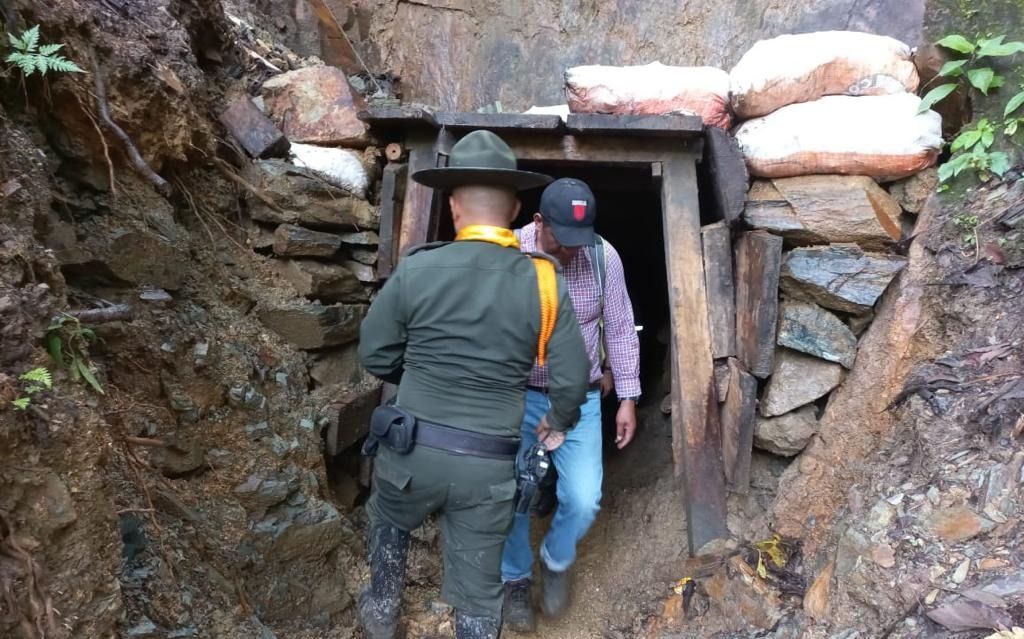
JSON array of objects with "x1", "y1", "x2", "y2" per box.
[{"x1": 0, "y1": 509, "x2": 56, "y2": 639}]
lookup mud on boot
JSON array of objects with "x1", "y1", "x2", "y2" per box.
[
  {"x1": 359, "y1": 523, "x2": 410, "y2": 639},
  {"x1": 455, "y1": 611, "x2": 502, "y2": 639},
  {"x1": 358, "y1": 587, "x2": 401, "y2": 639},
  {"x1": 502, "y1": 578, "x2": 535, "y2": 633},
  {"x1": 540, "y1": 563, "x2": 570, "y2": 618}
]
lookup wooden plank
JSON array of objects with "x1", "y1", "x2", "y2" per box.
[
  {"x1": 396, "y1": 133, "x2": 438, "y2": 255},
  {"x1": 357, "y1": 105, "x2": 439, "y2": 129},
  {"x1": 734, "y1": 231, "x2": 784, "y2": 379},
  {"x1": 720, "y1": 358, "x2": 757, "y2": 494},
  {"x1": 702, "y1": 126, "x2": 749, "y2": 225},
  {"x1": 434, "y1": 112, "x2": 564, "y2": 132},
  {"x1": 505, "y1": 134, "x2": 701, "y2": 164},
  {"x1": 661, "y1": 154, "x2": 728, "y2": 555},
  {"x1": 427, "y1": 129, "x2": 456, "y2": 242},
  {"x1": 376, "y1": 163, "x2": 407, "y2": 280},
  {"x1": 701, "y1": 222, "x2": 736, "y2": 359},
  {"x1": 566, "y1": 113, "x2": 704, "y2": 138}
]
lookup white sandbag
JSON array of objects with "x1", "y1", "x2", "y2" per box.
[
  {"x1": 288, "y1": 142, "x2": 369, "y2": 199},
  {"x1": 730, "y1": 31, "x2": 919, "y2": 119},
  {"x1": 734, "y1": 94, "x2": 942, "y2": 180},
  {"x1": 523, "y1": 104, "x2": 570, "y2": 122},
  {"x1": 565, "y1": 62, "x2": 732, "y2": 128}
]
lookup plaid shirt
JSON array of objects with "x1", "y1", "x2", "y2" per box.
[{"x1": 518, "y1": 223, "x2": 642, "y2": 398}]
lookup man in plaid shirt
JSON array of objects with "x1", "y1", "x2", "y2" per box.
[{"x1": 502, "y1": 178, "x2": 641, "y2": 631}]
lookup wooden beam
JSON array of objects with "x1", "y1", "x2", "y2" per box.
[
  {"x1": 661, "y1": 154, "x2": 728, "y2": 555},
  {"x1": 376, "y1": 163, "x2": 406, "y2": 280},
  {"x1": 396, "y1": 133, "x2": 438, "y2": 255},
  {"x1": 566, "y1": 113, "x2": 704, "y2": 138},
  {"x1": 505, "y1": 135, "x2": 701, "y2": 164},
  {"x1": 734, "y1": 231, "x2": 784, "y2": 379},
  {"x1": 720, "y1": 358, "x2": 757, "y2": 494},
  {"x1": 434, "y1": 112, "x2": 564, "y2": 132},
  {"x1": 358, "y1": 105, "x2": 439, "y2": 129},
  {"x1": 701, "y1": 222, "x2": 736, "y2": 359},
  {"x1": 702, "y1": 127, "x2": 749, "y2": 225}
]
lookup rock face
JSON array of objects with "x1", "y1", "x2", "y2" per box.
[
  {"x1": 107, "y1": 230, "x2": 188, "y2": 290},
  {"x1": 761, "y1": 349, "x2": 844, "y2": 417},
  {"x1": 780, "y1": 245, "x2": 907, "y2": 315},
  {"x1": 261, "y1": 66, "x2": 368, "y2": 146},
  {"x1": 272, "y1": 224, "x2": 343, "y2": 258},
  {"x1": 246, "y1": 160, "x2": 378, "y2": 230},
  {"x1": 272, "y1": 259, "x2": 366, "y2": 302},
  {"x1": 744, "y1": 176, "x2": 902, "y2": 250},
  {"x1": 310, "y1": 344, "x2": 369, "y2": 388},
  {"x1": 258, "y1": 303, "x2": 366, "y2": 349},
  {"x1": 776, "y1": 301, "x2": 858, "y2": 368},
  {"x1": 887, "y1": 167, "x2": 938, "y2": 213},
  {"x1": 754, "y1": 405, "x2": 818, "y2": 456}
]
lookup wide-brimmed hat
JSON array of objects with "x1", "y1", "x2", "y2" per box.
[{"x1": 412, "y1": 130, "x2": 552, "y2": 191}]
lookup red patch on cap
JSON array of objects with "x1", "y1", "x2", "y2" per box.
[{"x1": 572, "y1": 199, "x2": 587, "y2": 221}]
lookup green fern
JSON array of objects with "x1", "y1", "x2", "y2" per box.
[
  {"x1": 5, "y1": 25, "x2": 84, "y2": 77},
  {"x1": 20, "y1": 367, "x2": 52, "y2": 390},
  {"x1": 11, "y1": 397, "x2": 30, "y2": 410}
]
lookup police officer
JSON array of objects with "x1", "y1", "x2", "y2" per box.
[{"x1": 357, "y1": 130, "x2": 591, "y2": 639}]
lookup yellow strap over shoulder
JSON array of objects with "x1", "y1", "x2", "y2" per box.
[{"x1": 532, "y1": 257, "x2": 557, "y2": 366}]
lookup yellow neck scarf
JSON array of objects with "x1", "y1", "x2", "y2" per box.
[{"x1": 455, "y1": 225, "x2": 520, "y2": 248}]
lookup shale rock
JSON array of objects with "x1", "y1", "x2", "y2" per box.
[
  {"x1": 258, "y1": 303, "x2": 366, "y2": 349},
  {"x1": 261, "y1": 66, "x2": 368, "y2": 146},
  {"x1": 342, "y1": 260, "x2": 376, "y2": 283},
  {"x1": 761, "y1": 349, "x2": 843, "y2": 417},
  {"x1": 887, "y1": 167, "x2": 938, "y2": 214},
  {"x1": 310, "y1": 343, "x2": 367, "y2": 388},
  {"x1": 107, "y1": 230, "x2": 188, "y2": 290},
  {"x1": 744, "y1": 176, "x2": 902, "y2": 250},
  {"x1": 754, "y1": 405, "x2": 818, "y2": 456},
  {"x1": 272, "y1": 259, "x2": 365, "y2": 302},
  {"x1": 273, "y1": 224, "x2": 343, "y2": 258},
  {"x1": 780, "y1": 244, "x2": 907, "y2": 315},
  {"x1": 246, "y1": 160, "x2": 378, "y2": 230},
  {"x1": 776, "y1": 301, "x2": 858, "y2": 368}
]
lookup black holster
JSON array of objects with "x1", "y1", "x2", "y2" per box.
[
  {"x1": 362, "y1": 404, "x2": 418, "y2": 457},
  {"x1": 513, "y1": 442, "x2": 550, "y2": 515}
]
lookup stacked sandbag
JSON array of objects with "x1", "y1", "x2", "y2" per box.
[
  {"x1": 730, "y1": 31, "x2": 920, "y2": 119},
  {"x1": 565, "y1": 62, "x2": 732, "y2": 128},
  {"x1": 734, "y1": 93, "x2": 943, "y2": 180}
]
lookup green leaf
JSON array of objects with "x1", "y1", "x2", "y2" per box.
[
  {"x1": 937, "y1": 34, "x2": 975, "y2": 54},
  {"x1": 1005, "y1": 91, "x2": 1024, "y2": 117},
  {"x1": 19, "y1": 25, "x2": 39, "y2": 53},
  {"x1": 46, "y1": 56, "x2": 84, "y2": 74},
  {"x1": 989, "y1": 152, "x2": 1012, "y2": 176},
  {"x1": 919, "y1": 83, "x2": 958, "y2": 112},
  {"x1": 978, "y1": 36, "x2": 1024, "y2": 57},
  {"x1": 938, "y1": 161, "x2": 956, "y2": 182},
  {"x1": 46, "y1": 333, "x2": 64, "y2": 365},
  {"x1": 11, "y1": 397, "x2": 30, "y2": 411},
  {"x1": 981, "y1": 128, "x2": 995, "y2": 148},
  {"x1": 938, "y1": 60, "x2": 968, "y2": 77},
  {"x1": 756, "y1": 553, "x2": 767, "y2": 579},
  {"x1": 952, "y1": 128, "x2": 982, "y2": 151},
  {"x1": 968, "y1": 67, "x2": 997, "y2": 94},
  {"x1": 1005, "y1": 119, "x2": 1019, "y2": 136},
  {"x1": 7, "y1": 32, "x2": 20, "y2": 49},
  {"x1": 20, "y1": 367, "x2": 52, "y2": 389},
  {"x1": 80, "y1": 327, "x2": 96, "y2": 341},
  {"x1": 37, "y1": 43, "x2": 63, "y2": 56},
  {"x1": 75, "y1": 358, "x2": 104, "y2": 394}
]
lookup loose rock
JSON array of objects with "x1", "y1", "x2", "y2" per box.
[
  {"x1": 924, "y1": 506, "x2": 993, "y2": 542},
  {"x1": 310, "y1": 343, "x2": 367, "y2": 388},
  {"x1": 780, "y1": 244, "x2": 907, "y2": 315},
  {"x1": 744, "y1": 176, "x2": 902, "y2": 250},
  {"x1": 760, "y1": 349, "x2": 843, "y2": 417},
  {"x1": 273, "y1": 224, "x2": 343, "y2": 258},
  {"x1": 107, "y1": 230, "x2": 188, "y2": 290},
  {"x1": 777, "y1": 300, "x2": 858, "y2": 368},
  {"x1": 272, "y1": 259, "x2": 366, "y2": 302},
  {"x1": 219, "y1": 95, "x2": 290, "y2": 159},
  {"x1": 342, "y1": 260, "x2": 376, "y2": 283},
  {"x1": 753, "y1": 405, "x2": 818, "y2": 455},
  {"x1": 340, "y1": 230, "x2": 380, "y2": 246},
  {"x1": 887, "y1": 168, "x2": 938, "y2": 214},
  {"x1": 261, "y1": 66, "x2": 369, "y2": 146},
  {"x1": 246, "y1": 160, "x2": 378, "y2": 230},
  {"x1": 257, "y1": 303, "x2": 366, "y2": 349}
]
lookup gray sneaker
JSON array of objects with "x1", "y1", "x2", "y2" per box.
[{"x1": 502, "y1": 578, "x2": 536, "y2": 632}]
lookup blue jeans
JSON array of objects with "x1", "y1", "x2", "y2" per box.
[{"x1": 501, "y1": 389, "x2": 603, "y2": 581}]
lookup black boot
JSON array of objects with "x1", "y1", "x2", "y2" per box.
[
  {"x1": 455, "y1": 610, "x2": 502, "y2": 639},
  {"x1": 358, "y1": 523, "x2": 410, "y2": 639},
  {"x1": 539, "y1": 563, "x2": 570, "y2": 618},
  {"x1": 502, "y1": 579, "x2": 535, "y2": 632}
]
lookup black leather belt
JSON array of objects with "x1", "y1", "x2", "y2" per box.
[
  {"x1": 415, "y1": 420, "x2": 520, "y2": 461},
  {"x1": 527, "y1": 381, "x2": 601, "y2": 394}
]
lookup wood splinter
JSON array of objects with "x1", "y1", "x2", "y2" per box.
[
  {"x1": 385, "y1": 142, "x2": 406, "y2": 162},
  {"x1": 62, "y1": 304, "x2": 133, "y2": 325}
]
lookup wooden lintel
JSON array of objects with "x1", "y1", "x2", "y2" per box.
[
  {"x1": 703, "y1": 126, "x2": 749, "y2": 226},
  {"x1": 566, "y1": 113, "x2": 704, "y2": 138},
  {"x1": 701, "y1": 222, "x2": 737, "y2": 359},
  {"x1": 505, "y1": 135, "x2": 696, "y2": 164},
  {"x1": 735, "y1": 231, "x2": 784, "y2": 379},
  {"x1": 721, "y1": 357, "x2": 757, "y2": 494},
  {"x1": 434, "y1": 112, "x2": 565, "y2": 132},
  {"x1": 376, "y1": 163, "x2": 407, "y2": 280},
  {"x1": 662, "y1": 154, "x2": 728, "y2": 555},
  {"x1": 358, "y1": 105, "x2": 439, "y2": 129}
]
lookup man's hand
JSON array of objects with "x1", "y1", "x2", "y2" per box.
[
  {"x1": 535, "y1": 416, "x2": 566, "y2": 451},
  {"x1": 600, "y1": 369, "x2": 614, "y2": 398},
  {"x1": 615, "y1": 400, "x2": 637, "y2": 449}
]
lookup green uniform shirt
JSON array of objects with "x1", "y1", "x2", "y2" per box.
[{"x1": 358, "y1": 239, "x2": 589, "y2": 436}]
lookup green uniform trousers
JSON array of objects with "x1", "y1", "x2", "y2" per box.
[{"x1": 366, "y1": 445, "x2": 517, "y2": 617}]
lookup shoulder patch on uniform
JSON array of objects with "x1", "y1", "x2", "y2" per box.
[
  {"x1": 403, "y1": 241, "x2": 451, "y2": 257},
  {"x1": 523, "y1": 251, "x2": 563, "y2": 272}
]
